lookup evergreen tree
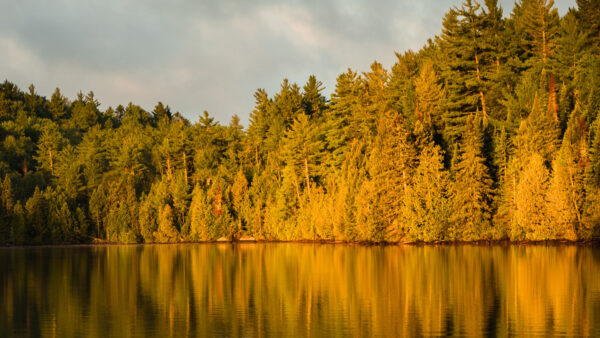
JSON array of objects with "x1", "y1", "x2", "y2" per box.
[
  {"x1": 519, "y1": 0, "x2": 560, "y2": 69},
  {"x1": 513, "y1": 153, "x2": 551, "y2": 240},
  {"x1": 401, "y1": 144, "x2": 451, "y2": 241},
  {"x1": 547, "y1": 108, "x2": 587, "y2": 240},
  {"x1": 302, "y1": 75, "x2": 327, "y2": 118},
  {"x1": 231, "y1": 169, "x2": 250, "y2": 235},
  {"x1": 575, "y1": 0, "x2": 600, "y2": 49},
  {"x1": 282, "y1": 113, "x2": 324, "y2": 195},
  {"x1": 0, "y1": 175, "x2": 14, "y2": 243},
  {"x1": 438, "y1": 0, "x2": 491, "y2": 145},
  {"x1": 34, "y1": 123, "x2": 65, "y2": 176},
  {"x1": 0, "y1": 0, "x2": 598, "y2": 244},
  {"x1": 413, "y1": 61, "x2": 444, "y2": 147},
  {"x1": 450, "y1": 115, "x2": 494, "y2": 240},
  {"x1": 366, "y1": 113, "x2": 416, "y2": 241},
  {"x1": 324, "y1": 69, "x2": 363, "y2": 170}
]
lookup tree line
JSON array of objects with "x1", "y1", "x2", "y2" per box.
[{"x1": 1, "y1": 0, "x2": 600, "y2": 244}]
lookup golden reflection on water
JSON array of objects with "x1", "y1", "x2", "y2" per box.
[{"x1": 1, "y1": 244, "x2": 599, "y2": 337}]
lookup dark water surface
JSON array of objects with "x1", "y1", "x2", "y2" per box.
[{"x1": 1, "y1": 244, "x2": 599, "y2": 337}]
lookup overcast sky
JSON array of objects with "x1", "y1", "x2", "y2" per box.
[{"x1": 0, "y1": 0, "x2": 574, "y2": 126}]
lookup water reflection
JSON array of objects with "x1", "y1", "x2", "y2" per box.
[{"x1": 1, "y1": 244, "x2": 599, "y2": 337}]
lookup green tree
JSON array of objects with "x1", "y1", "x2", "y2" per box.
[{"x1": 282, "y1": 113, "x2": 324, "y2": 196}]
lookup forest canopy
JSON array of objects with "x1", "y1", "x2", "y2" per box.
[{"x1": 1, "y1": 0, "x2": 600, "y2": 244}]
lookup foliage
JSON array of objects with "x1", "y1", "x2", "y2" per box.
[{"x1": 0, "y1": 0, "x2": 599, "y2": 244}]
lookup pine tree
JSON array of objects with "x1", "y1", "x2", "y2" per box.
[
  {"x1": 438, "y1": 0, "x2": 490, "y2": 144},
  {"x1": 78, "y1": 126, "x2": 107, "y2": 193},
  {"x1": 513, "y1": 153, "x2": 551, "y2": 240},
  {"x1": 34, "y1": 123, "x2": 66, "y2": 176},
  {"x1": 575, "y1": 0, "x2": 600, "y2": 49},
  {"x1": 324, "y1": 69, "x2": 363, "y2": 170},
  {"x1": 514, "y1": 92, "x2": 559, "y2": 162},
  {"x1": 401, "y1": 144, "x2": 451, "y2": 241},
  {"x1": 54, "y1": 145, "x2": 84, "y2": 201},
  {"x1": 155, "y1": 204, "x2": 179, "y2": 242},
  {"x1": 282, "y1": 113, "x2": 324, "y2": 195},
  {"x1": 189, "y1": 185, "x2": 213, "y2": 241},
  {"x1": 152, "y1": 101, "x2": 172, "y2": 122},
  {"x1": 583, "y1": 115, "x2": 600, "y2": 236},
  {"x1": 361, "y1": 62, "x2": 389, "y2": 140},
  {"x1": 246, "y1": 89, "x2": 271, "y2": 168},
  {"x1": 0, "y1": 175, "x2": 14, "y2": 243},
  {"x1": 519, "y1": 0, "x2": 560, "y2": 69},
  {"x1": 387, "y1": 51, "x2": 419, "y2": 124},
  {"x1": 25, "y1": 187, "x2": 48, "y2": 243},
  {"x1": 450, "y1": 115, "x2": 494, "y2": 240},
  {"x1": 547, "y1": 108, "x2": 587, "y2": 240},
  {"x1": 302, "y1": 75, "x2": 327, "y2": 118},
  {"x1": 553, "y1": 12, "x2": 588, "y2": 84},
  {"x1": 366, "y1": 113, "x2": 416, "y2": 241},
  {"x1": 413, "y1": 61, "x2": 444, "y2": 147},
  {"x1": 231, "y1": 169, "x2": 250, "y2": 235},
  {"x1": 48, "y1": 88, "x2": 69, "y2": 121},
  {"x1": 336, "y1": 140, "x2": 367, "y2": 241}
]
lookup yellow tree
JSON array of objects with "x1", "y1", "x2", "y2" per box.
[
  {"x1": 546, "y1": 107, "x2": 588, "y2": 240},
  {"x1": 401, "y1": 144, "x2": 451, "y2": 242},
  {"x1": 450, "y1": 115, "x2": 494, "y2": 240},
  {"x1": 364, "y1": 113, "x2": 416, "y2": 241}
]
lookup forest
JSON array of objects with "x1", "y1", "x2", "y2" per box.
[{"x1": 1, "y1": 0, "x2": 600, "y2": 244}]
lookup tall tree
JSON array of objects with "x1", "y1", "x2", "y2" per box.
[
  {"x1": 450, "y1": 115, "x2": 494, "y2": 240},
  {"x1": 282, "y1": 113, "x2": 324, "y2": 195}
]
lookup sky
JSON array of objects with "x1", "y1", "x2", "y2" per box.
[{"x1": 0, "y1": 0, "x2": 574, "y2": 126}]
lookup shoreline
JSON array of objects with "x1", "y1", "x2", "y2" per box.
[{"x1": 2, "y1": 238, "x2": 599, "y2": 249}]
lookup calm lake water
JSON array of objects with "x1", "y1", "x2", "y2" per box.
[{"x1": 1, "y1": 243, "x2": 599, "y2": 337}]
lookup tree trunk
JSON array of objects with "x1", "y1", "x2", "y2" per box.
[
  {"x1": 49, "y1": 148, "x2": 54, "y2": 175},
  {"x1": 183, "y1": 151, "x2": 188, "y2": 184},
  {"x1": 304, "y1": 157, "x2": 311, "y2": 196}
]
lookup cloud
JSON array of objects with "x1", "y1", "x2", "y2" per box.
[{"x1": 0, "y1": 0, "x2": 575, "y2": 126}]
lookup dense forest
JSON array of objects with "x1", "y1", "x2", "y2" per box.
[{"x1": 1, "y1": 0, "x2": 600, "y2": 245}]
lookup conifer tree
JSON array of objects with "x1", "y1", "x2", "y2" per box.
[
  {"x1": 0, "y1": 175, "x2": 14, "y2": 243},
  {"x1": 366, "y1": 113, "x2": 416, "y2": 241},
  {"x1": 324, "y1": 69, "x2": 362, "y2": 170},
  {"x1": 34, "y1": 123, "x2": 65, "y2": 176},
  {"x1": 583, "y1": 115, "x2": 600, "y2": 235},
  {"x1": 48, "y1": 88, "x2": 69, "y2": 121},
  {"x1": 513, "y1": 153, "x2": 551, "y2": 240},
  {"x1": 413, "y1": 61, "x2": 444, "y2": 147},
  {"x1": 438, "y1": 0, "x2": 489, "y2": 144},
  {"x1": 519, "y1": 0, "x2": 560, "y2": 69},
  {"x1": 302, "y1": 75, "x2": 327, "y2": 118},
  {"x1": 282, "y1": 113, "x2": 324, "y2": 195},
  {"x1": 575, "y1": 0, "x2": 600, "y2": 49},
  {"x1": 361, "y1": 62, "x2": 389, "y2": 140},
  {"x1": 78, "y1": 126, "x2": 107, "y2": 193},
  {"x1": 401, "y1": 144, "x2": 451, "y2": 241},
  {"x1": 387, "y1": 51, "x2": 419, "y2": 124},
  {"x1": 231, "y1": 169, "x2": 250, "y2": 235},
  {"x1": 450, "y1": 115, "x2": 494, "y2": 240},
  {"x1": 547, "y1": 108, "x2": 587, "y2": 240},
  {"x1": 155, "y1": 204, "x2": 179, "y2": 242}
]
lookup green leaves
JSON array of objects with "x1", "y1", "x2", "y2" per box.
[{"x1": 1, "y1": 0, "x2": 600, "y2": 244}]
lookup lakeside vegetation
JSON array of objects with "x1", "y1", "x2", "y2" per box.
[{"x1": 1, "y1": 0, "x2": 600, "y2": 245}]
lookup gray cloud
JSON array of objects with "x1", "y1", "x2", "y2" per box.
[{"x1": 0, "y1": 0, "x2": 574, "y2": 126}]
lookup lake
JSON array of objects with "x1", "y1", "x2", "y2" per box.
[{"x1": 1, "y1": 243, "x2": 599, "y2": 337}]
